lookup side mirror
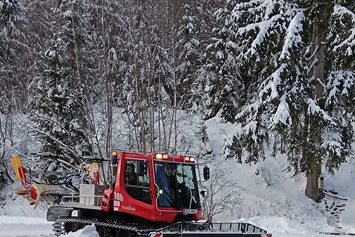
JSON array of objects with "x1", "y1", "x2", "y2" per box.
[
  {"x1": 203, "y1": 166, "x2": 210, "y2": 181},
  {"x1": 111, "y1": 157, "x2": 118, "y2": 165},
  {"x1": 200, "y1": 190, "x2": 207, "y2": 197}
]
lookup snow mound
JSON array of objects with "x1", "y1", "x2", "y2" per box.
[
  {"x1": 243, "y1": 216, "x2": 355, "y2": 236},
  {"x1": 245, "y1": 216, "x2": 326, "y2": 234},
  {"x1": 66, "y1": 224, "x2": 99, "y2": 237}
]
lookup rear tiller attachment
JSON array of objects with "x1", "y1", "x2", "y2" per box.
[{"x1": 149, "y1": 221, "x2": 272, "y2": 237}]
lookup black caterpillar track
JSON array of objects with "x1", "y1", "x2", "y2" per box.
[
  {"x1": 53, "y1": 216, "x2": 157, "y2": 236},
  {"x1": 53, "y1": 217, "x2": 268, "y2": 237}
]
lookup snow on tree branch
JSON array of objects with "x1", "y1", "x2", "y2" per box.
[
  {"x1": 321, "y1": 116, "x2": 352, "y2": 174},
  {"x1": 326, "y1": 71, "x2": 355, "y2": 106},
  {"x1": 330, "y1": 5, "x2": 355, "y2": 53},
  {"x1": 280, "y1": 11, "x2": 304, "y2": 60},
  {"x1": 269, "y1": 95, "x2": 292, "y2": 129},
  {"x1": 231, "y1": 0, "x2": 301, "y2": 60},
  {"x1": 259, "y1": 63, "x2": 287, "y2": 100},
  {"x1": 307, "y1": 99, "x2": 334, "y2": 124},
  {"x1": 237, "y1": 14, "x2": 283, "y2": 57}
]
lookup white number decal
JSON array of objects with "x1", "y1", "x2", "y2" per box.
[{"x1": 114, "y1": 192, "x2": 123, "y2": 201}]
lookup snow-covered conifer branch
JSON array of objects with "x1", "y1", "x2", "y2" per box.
[
  {"x1": 280, "y1": 11, "x2": 305, "y2": 60},
  {"x1": 330, "y1": 5, "x2": 355, "y2": 52},
  {"x1": 326, "y1": 71, "x2": 355, "y2": 106}
]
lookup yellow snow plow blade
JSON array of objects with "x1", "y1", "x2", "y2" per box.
[
  {"x1": 10, "y1": 155, "x2": 23, "y2": 181},
  {"x1": 10, "y1": 155, "x2": 77, "y2": 209},
  {"x1": 13, "y1": 183, "x2": 73, "y2": 209}
]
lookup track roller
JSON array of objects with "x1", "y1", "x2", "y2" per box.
[
  {"x1": 116, "y1": 229, "x2": 135, "y2": 237},
  {"x1": 96, "y1": 225, "x2": 111, "y2": 237}
]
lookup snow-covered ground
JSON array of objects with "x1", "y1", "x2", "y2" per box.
[
  {"x1": 0, "y1": 216, "x2": 54, "y2": 237},
  {"x1": 0, "y1": 216, "x2": 99, "y2": 237},
  {"x1": 2, "y1": 215, "x2": 355, "y2": 237}
]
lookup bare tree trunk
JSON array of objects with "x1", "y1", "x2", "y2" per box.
[
  {"x1": 167, "y1": 0, "x2": 182, "y2": 152},
  {"x1": 104, "y1": 64, "x2": 113, "y2": 186},
  {"x1": 305, "y1": 174, "x2": 324, "y2": 202},
  {"x1": 135, "y1": 72, "x2": 147, "y2": 153},
  {"x1": 147, "y1": 6, "x2": 156, "y2": 152},
  {"x1": 305, "y1": 2, "x2": 332, "y2": 202},
  {"x1": 158, "y1": 76, "x2": 163, "y2": 150},
  {"x1": 158, "y1": 74, "x2": 166, "y2": 150}
]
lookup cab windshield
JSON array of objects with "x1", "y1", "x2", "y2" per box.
[{"x1": 154, "y1": 161, "x2": 201, "y2": 209}]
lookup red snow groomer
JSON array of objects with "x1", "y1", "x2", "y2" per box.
[{"x1": 28, "y1": 151, "x2": 272, "y2": 237}]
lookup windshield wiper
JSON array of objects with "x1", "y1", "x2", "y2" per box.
[{"x1": 188, "y1": 186, "x2": 193, "y2": 209}]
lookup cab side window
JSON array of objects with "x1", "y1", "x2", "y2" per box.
[
  {"x1": 125, "y1": 161, "x2": 138, "y2": 185},
  {"x1": 124, "y1": 159, "x2": 151, "y2": 204}
]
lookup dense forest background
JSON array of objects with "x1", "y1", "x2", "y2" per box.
[{"x1": 1, "y1": 0, "x2": 355, "y2": 205}]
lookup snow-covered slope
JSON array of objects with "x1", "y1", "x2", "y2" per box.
[
  {"x1": 204, "y1": 116, "x2": 355, "y2": 227},
  {"x1": 3, "y1": 113, "x2": 355, "y2": 236}
]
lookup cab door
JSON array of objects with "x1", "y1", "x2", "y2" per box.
[
  {"x1": 112, "y1": 155, "x2": 157, "y2": 221},
  {"x1": 124, "y1": 158, "x2": 152, "y2": 205}
]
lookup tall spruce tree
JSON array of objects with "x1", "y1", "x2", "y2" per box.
[
  {"x1": 175, "y1": 3, "x2": 200, "y2": 110},
  {"x1": 31, "y1": 0, "x2": 94, "y2": 164},
  {"x1": 204, "y1": 0, "x2": 244, "y2": 122},
  {"x1": 214, "y1": 0, "x2": 355, "y2": 202},
  {"x1": 0, "y1": 0, "x2": 27, "y2": 198},
  {"x1": 190, "y1": 0, "x2": 223, "y2": 114},
  {"x1": 0, "y1": 0, "x2": 29, "y2": 113}
]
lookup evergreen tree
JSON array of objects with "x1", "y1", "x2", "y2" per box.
[
  {"x1": 214, "y1": 0, "x2": 355, "y2": 201},
  {"x1": 0, "y1": 0, "x2": 29, "y2": 113},
  {"x1": 203, "y1": 0, "x2": 244, "y2": 122},
  {"x1": 324, "y1": 1, "x2": 355, "y2": 171},
  {"x1": 31, "y1": 0, "x2": 94, "y2": 164},
  {"x1": 0, "y1": 0, "x2": 26, "y2": 198},
  {"x1": 189, "y1": 0, "x2": 223, "y2": 114},
  {"x1": 175, "y1": 3, "x2": 200, "y2": 110}
]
